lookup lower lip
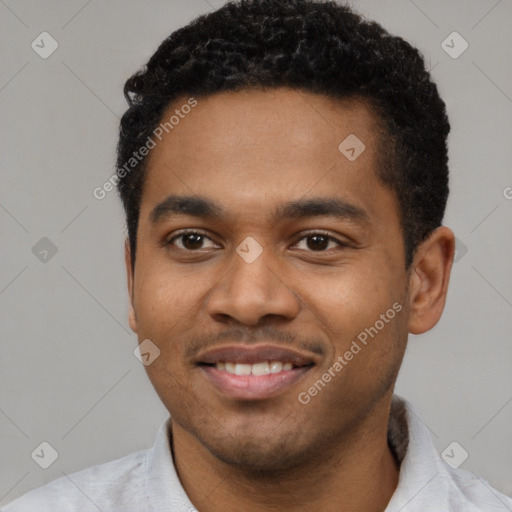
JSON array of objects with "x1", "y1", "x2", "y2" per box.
[{"x1": 199, "y1": 365, "x2": 313, "y2": 400}]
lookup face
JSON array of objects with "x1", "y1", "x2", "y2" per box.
[{"x1": 126, "y1": 88, "x2": 413, "y2": 472}]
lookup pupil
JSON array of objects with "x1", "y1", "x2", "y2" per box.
[
  {"x1": 307, "y1": 235, "x2": 328, "y2": 250},
  {"x1": 184, "y1": 234, "x2": 203, "y2": 249}
]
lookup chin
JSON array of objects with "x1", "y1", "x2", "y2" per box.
[
  {"x1": 210, "y1": 445, "x2": 303, "y2": 475},
  {"x1": 199, "y1": 429, "x2": 321, "y2": 476}
]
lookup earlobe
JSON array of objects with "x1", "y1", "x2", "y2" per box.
[
  {"x1": 407, "y1": 226, "x2": 455, "y2": 335},
  {"x1": 124, "y1": 238, "x2": 138, "y2": 333}
]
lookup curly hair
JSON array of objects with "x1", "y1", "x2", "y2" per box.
[{"x1": 116, "y1": 0, "x2": 450, "y2": 269}]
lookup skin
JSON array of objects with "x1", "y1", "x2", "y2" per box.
[{"x1": 125, "y1": 87, "x2": 455, "y2": 512}]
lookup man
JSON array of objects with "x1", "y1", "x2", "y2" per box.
[{"x1": 3, "y1": 0, "x2": 511, "y2": 511}]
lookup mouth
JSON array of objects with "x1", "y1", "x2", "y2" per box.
[{"x1": 196, "y1": 345, "x2": 316, "y2": 400}]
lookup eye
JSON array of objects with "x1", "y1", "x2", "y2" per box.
[
  {"x1": 292, "y1": 232, "x2": 348, "y2": 252},
  {"x1": 168, "y1": 231, "x2": 220, "y2": 251}
]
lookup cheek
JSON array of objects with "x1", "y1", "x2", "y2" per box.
[
  {"x1": 134, "y1": 270, "x2": 201, "y2": 401},
  {"x1": 311, "y1": 264, "x2": 399, "y2": 333},
  {"x1": 133, "y1": 267, "x2": 202, "y2": 339},
  {"x1": 305, "y1": 262, "x2": 407, "y2": 378}
]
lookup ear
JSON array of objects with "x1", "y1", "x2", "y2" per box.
[
  {"x1": 407, "y1": 226, "x2": 455, "y2": 335},
  {"x1": 124, "y1": 238, "x2": 138, "y2": 333}
]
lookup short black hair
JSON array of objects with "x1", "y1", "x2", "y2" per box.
[{"x1": 116, "y1": 0, "x2": 450, "y2": 269}]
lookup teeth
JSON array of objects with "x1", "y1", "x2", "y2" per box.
[
  {"x1": 269, "y1": 361, "x2": 283, "y2": 373},
  {"x1": 234, "y1": 363, "x2": 252, "y2": 376},
  {"x1": 251, "y1": 362, "x2": 270, "y2": 376},
  {"x1": 215, "y1": 361, "x2": 295, "y2": 375}
]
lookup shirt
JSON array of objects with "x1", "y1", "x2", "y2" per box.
[{"x1": 2, "y1": 394, "x2": 511, "y2": 511}]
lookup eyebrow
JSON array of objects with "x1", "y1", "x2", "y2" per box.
[
  {"x1": 149, "y1": 194, "x2": 370, "y2": 225},
  {"x1": 150, "y1": 195, "x2": 223, "y2": 224}
]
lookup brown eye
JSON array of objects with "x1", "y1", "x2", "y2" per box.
[
  {"x1": 168, "y1": 231, "x2": 219, "y2": 251},
  {"x1": 306, "y1": 234, "x2": 330, "y2": 251},
  {"x1": 294, "y1": 232, "x2": 346, "y2": 252},
  {"x1": 180, "y1": 233, "x2": 204, "y2": 250}
]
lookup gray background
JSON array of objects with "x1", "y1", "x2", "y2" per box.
[{"x1": 1, "y1": 0, "x2": 511, "y2": 505}]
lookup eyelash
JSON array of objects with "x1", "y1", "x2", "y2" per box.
[{"x1": 166, "y1": 229, "x2": 350, "y2": 252}]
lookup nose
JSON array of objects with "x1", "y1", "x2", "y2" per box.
[{"x1": 206, "y1": 245, "x2": 301, "y2": 326}]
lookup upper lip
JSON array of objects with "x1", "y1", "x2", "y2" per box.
[{"x1": 196, "y1": 344, "x2": 317, "y2": 367}]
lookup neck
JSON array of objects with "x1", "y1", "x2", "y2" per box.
[{"x1": 171, "y1": 398, "x2": 399, "y2": 512}]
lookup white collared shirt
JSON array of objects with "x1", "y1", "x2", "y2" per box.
[{"x1": 3, "y1": 395, "x2": 511, "y2": 511}]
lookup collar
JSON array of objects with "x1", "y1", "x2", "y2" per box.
[{"x1": 142, "y1": 395, "x2": 503, "y2": 511}]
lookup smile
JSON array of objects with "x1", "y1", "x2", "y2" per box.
[
  {"x1": 196, "y1": 344, "x2": 317, "y2": 400},
  {"x1": 214, "y1": 361, "x2": 295, "y2": 375}
]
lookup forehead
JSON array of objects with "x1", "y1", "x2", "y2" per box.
[
  {"x1": 150, "y1": 88, "x2": 380, "y2": 163},
  {"x1": 140, "y1": 88, "x2": 395, "y2": 226}
]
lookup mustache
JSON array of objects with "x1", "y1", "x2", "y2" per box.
[{"x1": 183, "y1": 325, "x2": 325, "y2": 360}]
